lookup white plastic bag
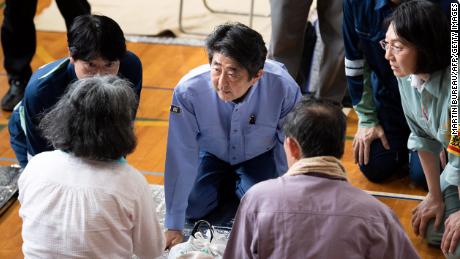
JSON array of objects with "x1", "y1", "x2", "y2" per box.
[{"x1": 168, "y1": 220, "x2": 227, "y2": 259}]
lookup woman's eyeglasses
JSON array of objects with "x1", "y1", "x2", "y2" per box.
[{"x1": 379, "y1": 40, "x2": 403, "y2": 54}]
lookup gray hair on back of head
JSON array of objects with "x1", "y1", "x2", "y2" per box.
[{"x1": 39, "y1": 75, "x2": 138, "y2": 161}]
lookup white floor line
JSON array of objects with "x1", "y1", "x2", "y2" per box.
[{"x1": 365, "y1": 190, "x2": 425, "y2": 201}]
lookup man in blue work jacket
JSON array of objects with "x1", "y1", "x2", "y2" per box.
[
  {"x1": 8, "y1": 15, "x2": 142, "y2": 168},
  {"x1": 164, "y1": 23, "x2": 301, "y2": 248}
]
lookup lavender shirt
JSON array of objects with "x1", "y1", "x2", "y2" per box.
[{"x1": 224, "y1": 174, "x2": 419, "y2": 259}]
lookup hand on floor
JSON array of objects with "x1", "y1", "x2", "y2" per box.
[
  {"x1": 411, "y1": 193, "x2": 444, "y2": 237},
  {"x1": 164, "y1": 229, "x2": 184, "y2": 250},
  {"x1": 442, "y1": 211, "x2": 460, "y2": 255}
]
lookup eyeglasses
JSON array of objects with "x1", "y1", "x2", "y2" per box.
[{"x1": 379, "y1": 40, "x2": 403, "y2": 54}]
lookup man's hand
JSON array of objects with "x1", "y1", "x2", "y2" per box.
[
  {"x1": 164, "y1": 229, "x2": 184, "y2": 250},
  {"x1": 411, "y1": 193, "x2": 444, "y2": 237},
  {"x1": 352, "y1": 125, "x2": 389, "y2": 165},
  {"x1": 442, "y1": 211, "x2": 460, "y2": 255}
]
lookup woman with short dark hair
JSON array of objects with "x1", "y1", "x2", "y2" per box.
[
  {"x1": 18, "y1": 75, "x2": 164, "y2": 258},
  {"x1": 384, "y1": 0, "x2": 459, "y2": 256}
]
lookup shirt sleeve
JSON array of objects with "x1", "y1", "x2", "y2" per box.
[
  {"x1": 17, "y1": 158, "x2": 33, "y2": 204},
  {"x1": 445, "y1": 136, "x2": 460, "y2": 187},
  {"x1": 274, "y1": 83, "x2": 301, "y2": 175},
  {"x1": 132, "y1": 181, "x2": 165, "y2": 259},
  {"x1": 129, "y1": 53, "x2": 143, "y2": 100},
  {"x1": 223, "y1": 195, "x2": 258, "y2": 259},
  {"x1": 23, "y1": 83, "x2": 53, "y2": 157},
  {"x1": 404, "y1": 116, "x2": 445, "y2": 159},
  {"x1": 397, "y1": 80, "x2": 443, "y2": 154},
  {"x1": 445, "y1": 48, "x2": 460, "y2": 187},
  {"x1": 343, "y1": 0, "x2": 379, "y2": 128},
  {"x1": 164, "y1": 88, "x2": 200, "y2": 230},
  {"x1": 121, "y1": 51, "x2": 143, "y2": 113}
]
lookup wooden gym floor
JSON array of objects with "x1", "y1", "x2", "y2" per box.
[{"x1": 0, "y1": 1, "x2": 444, "y2": 258}]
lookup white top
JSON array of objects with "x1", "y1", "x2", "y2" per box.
[{"x1": 18, "y1": 150, "x2": 164, "y2": 259}]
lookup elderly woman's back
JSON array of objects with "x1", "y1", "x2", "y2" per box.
[{"x1": 18, "y1": 76, "x2": 164, "y2": 259}]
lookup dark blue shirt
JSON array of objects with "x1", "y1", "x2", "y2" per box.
[{"x1": 21, "y1": 51, "x2": 142, "y2": 157}]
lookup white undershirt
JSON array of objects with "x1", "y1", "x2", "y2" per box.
[{"x1": 410, "y1": 74, "x2": 429, "y2": 93}]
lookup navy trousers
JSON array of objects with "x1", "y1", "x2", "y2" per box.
[
  {"x1": 359, "y1": 137, "x2": 426, "y2": 187},
  {"x1": 186, "y1": 149, "x2": 278, "y2": 221},
  {"x1": 358, "y1": 97, "x2": 427, "y2": 187}
]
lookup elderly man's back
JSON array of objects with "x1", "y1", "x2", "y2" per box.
[{"x1": 224, "y1": 173, "x2": 419, "y2": 259}]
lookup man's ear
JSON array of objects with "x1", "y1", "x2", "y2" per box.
[
  {"x1": 68, "y1": 48, "x2": 75, "y2": 64},
  {"x1": 250, "y1": 69, "x2": 264, "y2": 84},
  {"x1": 286, "y1": 137, "x2": 302, "y2": 160}
]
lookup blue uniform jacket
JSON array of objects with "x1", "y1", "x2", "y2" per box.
[
  {"x1": 18, "y1": 51, "x2": 142, "y2": 158},
  {"x1": 164, "y1": 60, "x2": 301, "y2": 230}
]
